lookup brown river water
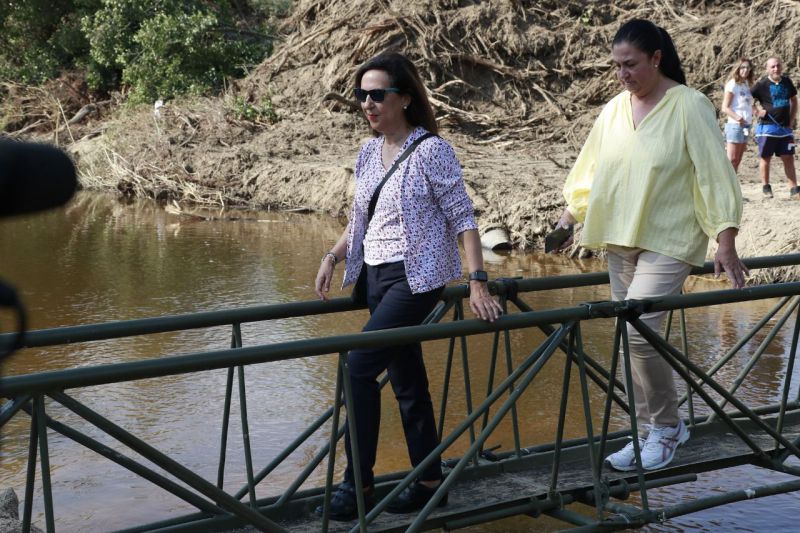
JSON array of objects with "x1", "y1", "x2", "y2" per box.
[{"x1": 0, "y1": 192, "x2": 798, "y2": 532}]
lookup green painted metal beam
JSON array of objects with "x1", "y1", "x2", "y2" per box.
[
  {"x1": 3, "y1": 282, "x2": 800, "y2": 396},
  {"x1": 4, "y1": 253, "x2": 799, "y2": 350}
]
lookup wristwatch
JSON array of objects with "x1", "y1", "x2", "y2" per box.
[{"x1": 468, "y1": 270, "x2": 488, "y2": 282}]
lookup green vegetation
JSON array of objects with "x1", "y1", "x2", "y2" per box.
[
  {"x1": 0, "y1": 0, "x2": 98, "y2": 85},
  {"x1": 0, "y1": 0, "x2": 288, "y2": 104},
  {"x1": 230, "y1": 95, "x2": 279, "y2": 123},
  {"x1": 580, "y1": 7, "x2": 594, "y2": 26}
]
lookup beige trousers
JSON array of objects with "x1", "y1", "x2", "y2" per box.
[{"x1": 607, "y1": 245, "x2": 693, "y2": 432}]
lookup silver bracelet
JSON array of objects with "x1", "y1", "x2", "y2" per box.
[{"x1": 322, "y1": 251, "x2": 338, "y2": 265}]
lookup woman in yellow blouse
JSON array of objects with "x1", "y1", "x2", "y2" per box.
[{"x1": 554, "y1": 19, "x2": 748, "y2": 471}]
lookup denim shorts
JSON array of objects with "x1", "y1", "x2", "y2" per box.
[{"x1": 724, "y1": 122, "x2": 751, "y2": 144}]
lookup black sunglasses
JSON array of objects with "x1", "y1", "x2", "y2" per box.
[{"x1": 354, "y1": 87, "x2": 400, "y2": 103}]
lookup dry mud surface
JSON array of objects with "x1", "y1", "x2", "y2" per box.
[{"x1": 45, "y1": 0, "x2": 800, "y2": 281}]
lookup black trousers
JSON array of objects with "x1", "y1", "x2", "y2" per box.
[{"x1": 343, "y1": 261, "x2": 444, "y2": 488}]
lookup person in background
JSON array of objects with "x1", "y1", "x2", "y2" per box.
[
  {"x1": 721, "y1": 57, "x2": 755, "y2": 173},
  {"x1": 313, "y1": 52, "x2": 502, "y2": 521},
  {"x1": 750, "y1": 56, "x2": 800, "y2": 199},
  {"x1": 552, "y1": 19, "x2": 747, "y2": 472}
]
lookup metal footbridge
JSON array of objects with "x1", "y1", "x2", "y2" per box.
[{"x1": 1, "y1": 254, "x2": 800, "y2": 532}]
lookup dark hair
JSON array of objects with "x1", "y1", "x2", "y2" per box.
[
  {"x1": 728, "y1": 57, "x2": 754, "y2": 86},
  {"x1": 354, "y1": 52, "x2": 438, "y2": 135},
  {"x1": 612, "y1": 19, "x2": 686, "y2": 85}
]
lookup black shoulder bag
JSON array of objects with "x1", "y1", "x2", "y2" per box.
[{"x1": 352, "y1": 132, "x2": 436, "y2": 304}]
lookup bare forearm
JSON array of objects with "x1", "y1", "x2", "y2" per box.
[
  {"x1": 329, "y1": 225, "x2": 349, "y2": 263},
  {"x1": 461, "y1": 229, "x2": 485, "y2": 273},
  {"x1": 461, "y1": 228, "x2": 503, "y2": 321},
  {"x1": 715, "y1": 226, "x2": 748, "y2": 289},
  {"x1": 718, "y1": 227, "x2": 737, "y2": 246},
  {"x1": 721, "y1": 93, "x2": 738, "y2": 120},
  {"x1": 722, "y1": 107, "x2": 739, "y2": 120},
  {"x1": 316, "y1": 224, "x2": 350, "y2": 300}
]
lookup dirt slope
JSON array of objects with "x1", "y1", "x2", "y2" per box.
[{"x1": 64, "y1": 0, "x2": 800, "y2": 281}]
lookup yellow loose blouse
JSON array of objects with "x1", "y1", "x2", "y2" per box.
[{"x1": 563, "y1": 85, "x2": 743, "y2": 266}]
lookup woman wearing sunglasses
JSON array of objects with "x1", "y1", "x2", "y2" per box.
[
  {"x1": 721, "y1": 58, "x2": 755, "y2": 172},
  {"x1": 313, "y1": 52, "x2": 502, "y2": 520}
]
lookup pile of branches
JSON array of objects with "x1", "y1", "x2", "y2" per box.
[
  {"x1": 1, "y1": 74, "x2": 112, "y2": 145},
  {"x1": 240, "y1": 0, "x2": 800, "y2": 147},
  {"x1": 77, "y1": 96, "x2": 260, "y2": 208}
]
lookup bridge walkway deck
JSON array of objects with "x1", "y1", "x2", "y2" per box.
[{"x1": 273, "y1": 410, "x2": 800, "y2": 532}]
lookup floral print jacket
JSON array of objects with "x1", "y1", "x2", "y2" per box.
[{"x1": 343, "y1": 127, "x2": 478, "y2": 294}]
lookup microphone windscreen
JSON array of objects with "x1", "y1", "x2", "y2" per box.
[{"x1": 0, "y1": 141, "x2": 78, "y2": 218}]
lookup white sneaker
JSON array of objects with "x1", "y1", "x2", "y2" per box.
[
  {"x1": 605, "y1": 436, "x2": 647, "y2": 471},
  {"x1": 640, "y1": 420, "x2": 689, "y2": 470}
]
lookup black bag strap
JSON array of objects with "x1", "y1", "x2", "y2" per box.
[{"x1": 367, "y1": 132, "x2": 435, "y2": 223}]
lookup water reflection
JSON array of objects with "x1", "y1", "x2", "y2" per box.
[{"x1": 0, "y1": 193, "x2": 798, "y2": 531}]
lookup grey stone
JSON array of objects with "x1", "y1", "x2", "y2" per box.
[
  {"x1": 0, "y1": 517, "x2": 23, "y2": 533},
  {"x1": 0, "y1": 489, "x2": 17, "y2": 520},
  {"x1": 0, "y1": 489, "x2": 42, "y2": 533}
]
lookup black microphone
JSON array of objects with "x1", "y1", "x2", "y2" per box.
[{"x1": 0, "y1": 140, "x2": 78, "y2": 218}]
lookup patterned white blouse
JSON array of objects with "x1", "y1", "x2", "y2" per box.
[{"x1": 342, "y1": 127, "x2": 478, "y2": 294}]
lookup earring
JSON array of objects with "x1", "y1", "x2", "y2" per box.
[
  {"x1": 654, "y1": 63, "x2": 659, "y2": 68},
  {"x1": 403, "y1": 105, "x2": 408, "y2": 110}
]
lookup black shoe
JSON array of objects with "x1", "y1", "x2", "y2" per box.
[
  {"x1": 791, "y1": 186, "x2": 800, "y2": 199},
  {"x1": 763, "y1": 184, "x2": 774, "y2": 198},
  {"x1": 386, "y1": 480, "x2": 448, "y2": 514},
  {"x1": 315, "y1": 481, "x2": 375, "y2": 521}
]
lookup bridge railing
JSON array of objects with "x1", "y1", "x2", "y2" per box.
[{"x1": 1, "y1": 254, "x2": 799, "y2": 532}]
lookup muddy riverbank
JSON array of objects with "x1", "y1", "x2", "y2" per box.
[{"x1": 10, "y1": 0, "x2": 800, "y2": 280}]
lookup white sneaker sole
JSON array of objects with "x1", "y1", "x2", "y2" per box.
[
  {"x1": 605, "y1": 459, "x2": 638, "y2": 472},
  {"x1": 604, "y1": 442, "x2": 644, "y2": 472}
]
